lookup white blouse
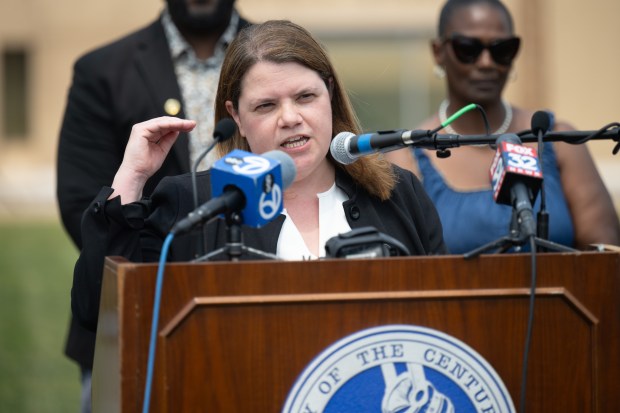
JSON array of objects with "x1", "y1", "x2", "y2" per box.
[{"x1": 276, "y1": 183, "x2": 351, "y2": 260}]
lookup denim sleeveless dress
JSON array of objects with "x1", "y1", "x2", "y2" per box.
[{"x1": 414, "y1": 142, "x2": 575, "y2": 254}]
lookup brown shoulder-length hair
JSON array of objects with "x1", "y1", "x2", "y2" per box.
[{"x1": 214, "y1": 20, "x2": 396, "y2": 200}]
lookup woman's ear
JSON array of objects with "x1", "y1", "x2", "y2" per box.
[
  {"x1": 431, "y1": 38, "x2": 444, "y2": 66},
  {"x1": 225, "y1": 101, "x2": 244, "y2": 137}
]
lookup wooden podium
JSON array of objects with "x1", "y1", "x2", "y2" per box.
[{"x1": 92, "y1": 252, "x2": 620, "y2": 412}]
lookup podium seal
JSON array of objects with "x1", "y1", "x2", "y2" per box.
[{"x1": 282, "y1": 325, "x2": 515, "y2": 413}]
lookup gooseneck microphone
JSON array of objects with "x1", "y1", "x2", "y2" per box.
[
  {"x1": 530, "y1": 111, "x2": 554, "y2": 244},
  {"x1": 489, "y1": 134, "x2": 543, "y2": 238},
  {"x1": 192, "y1": 117, "x2": 238, "y2": 209},
  {"x1": 191, "y1": 117, "x2": 238, "y2": 257},
  {"x1": 531, "y1": 111, "x2": 553, "y2": 137},
  {"x1": 172, "y1": 149, "x2": 296, "y2": 235}
]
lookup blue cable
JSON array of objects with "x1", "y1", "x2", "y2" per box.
[{"x1": 141, "y1": 232, "x2": 175, "y2": 413}]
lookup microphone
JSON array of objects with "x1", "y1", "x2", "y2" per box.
[
  {"x1": 330, "y1": 129, "x2": 429, "y2": 164},
  {"x1": 329, "y1": 125, "x2": 620, "y2": 162},
  {"x1": 489, "y1": 134, "x2": 543, "y2": 238},
  {"x1": 213, "y1": 117, "x2": 238, "y2": 140},
  {"x1": 190, "y1": 118, "x2": 238, "y2": 256},
  {"x1": 531, "y1": 110, "x2": 553, "y2": 136},
  {"x1": 193, "y1": 118, "x2": 237, "y2": 171},
  {"x1": 192, "y1": 117, "x2": 237, "y2": 209},
  {"x1": 172, "y1": 149, "x2": 296, "y2": 235},
  {"x1": 530, "y1": 111, "x2": 553, "y2": 245}
]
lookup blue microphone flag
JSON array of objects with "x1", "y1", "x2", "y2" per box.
[{"x1": 210, "y1": 149, "x2": 285, "y2": 228}]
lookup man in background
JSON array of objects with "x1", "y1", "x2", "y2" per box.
[{"x1": 56, "y1": 1, "x2": 250, "y2": 411}]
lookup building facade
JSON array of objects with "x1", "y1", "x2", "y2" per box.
[{"x1": 0, "y1": 0, "x2": 618, "y2": 218}]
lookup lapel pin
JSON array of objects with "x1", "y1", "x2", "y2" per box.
[{"x1": 164, "y1": 98, "x2": 181, "y2": 116}]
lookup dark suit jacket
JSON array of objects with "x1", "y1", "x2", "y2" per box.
[
  {"x1": 57, "y1": 15, "x2": 250, "y2": 369},
  {"x1": 72, "y1": 166, "x2": 447, "y2": 333}
]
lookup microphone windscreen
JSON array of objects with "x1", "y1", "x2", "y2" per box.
[
  {"x1": 213, "y1": 117, "x2": 237, "y2": 141},
  {"x1": 531, "y1": 111, "x2": 553, "y2": 136},
  {"x1": 262, "y1": 150, "x2": 297, "y2": 189},
  {"x1": 330, "y1": 131, "x2": 356, "y2": 164}
]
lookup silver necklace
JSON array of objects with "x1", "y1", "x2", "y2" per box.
[{"x1": 438, "y1": 99, "x2": 513, "y2": 138}]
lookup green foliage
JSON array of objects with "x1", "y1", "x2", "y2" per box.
[{"x1": 0, "y1": 220, "x2": 80, "y2": 412}]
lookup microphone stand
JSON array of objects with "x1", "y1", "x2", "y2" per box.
[
  {"x1": 192, "y1": 211, "x2": 279, "y2": 262},
  {"x1": 460, "y1": 131, "x2": 578, "y2": 259},
  {"x1": 191, "y1": 140, "x2": 219, "y2": 259},
  {"x1": 406, "y1": 124, "x2": 620, "y2": 155},
  {"x1": 463, "y1": 212, "x2": 576, "y2": 259},
  {"x1": 535, "y1": 127, "x2": 549, "y2": 252}
]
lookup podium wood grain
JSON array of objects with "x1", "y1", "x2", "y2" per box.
[{"x1": 92, "y1": 252, "x2": 620, "y2": 412}]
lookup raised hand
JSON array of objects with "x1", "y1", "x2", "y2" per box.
[{"x1": 110, "y1": 117, "x2": 196, "y2": 204}]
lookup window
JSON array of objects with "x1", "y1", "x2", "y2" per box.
[
  {"x1": 2, "y1": 48, "x2": 29, "y2": 139},
  {"x1": 320, "y1": 31, "x2": 443, "y2": 132}
]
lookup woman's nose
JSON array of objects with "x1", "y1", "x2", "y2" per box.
[
  {"x1": 278, "y1": 101, "x2": 302, "y2": 127},
  {"x1": 477, "y1": 49, "x2": 495, "y2": 67}
]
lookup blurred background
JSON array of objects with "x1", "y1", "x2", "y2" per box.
[{"x1": 0, "y1": 0, "x2": 618, "y2": 411}]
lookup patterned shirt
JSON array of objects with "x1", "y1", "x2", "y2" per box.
[{"x1": 161, "y1": 8, "x2": 239, "y2": 171}]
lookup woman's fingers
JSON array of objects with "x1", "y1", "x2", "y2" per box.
[
  {"x1": 126, "y1": 116, "x2": 196, "y2": 163},
  {"x1": 142, "y1": 116, "x2": 196, "y2": 143},
  {"x1": 113, "y1": 117, "x2": 197, "y2": 203}
]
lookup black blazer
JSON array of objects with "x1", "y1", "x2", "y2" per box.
[
  {"x1": 57, "y1": 15, "x2": 250, "y2": 369},
  {"x1": 72, "y1": 166, "x2": 447, "y2": 333}
]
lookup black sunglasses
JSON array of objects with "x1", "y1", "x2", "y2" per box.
[{"x1": 444, "y1": 34, "x2": 521, "y2": 66}]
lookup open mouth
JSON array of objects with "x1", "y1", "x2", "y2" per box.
[{"x1": 281, "y1": 136, "x2": 309, "y2": 149}]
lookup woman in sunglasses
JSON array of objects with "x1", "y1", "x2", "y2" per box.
[{"x1": 388, "y1": 0, "x2": 620, "y2": 253}]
